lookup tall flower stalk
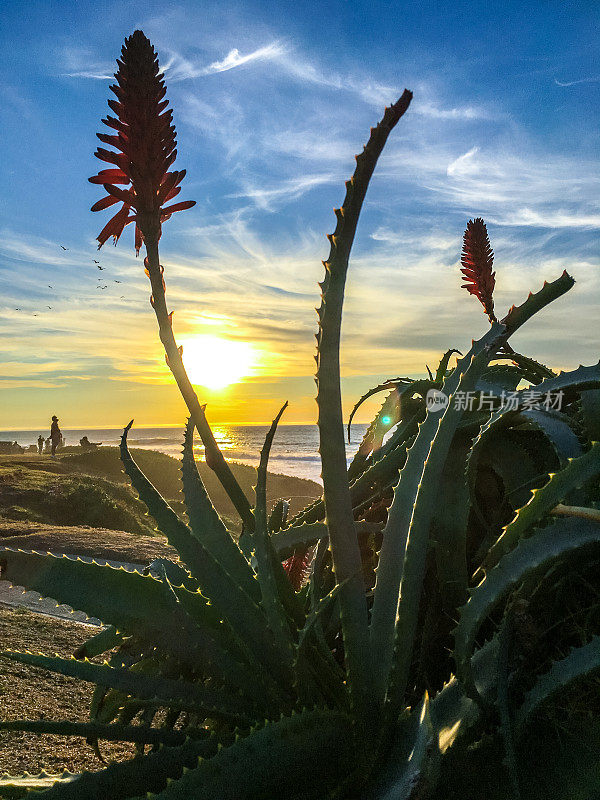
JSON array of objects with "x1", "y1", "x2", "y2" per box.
[
  {"x1": 90, "y1": 31, "x2": 254, "y2": 529},
  {"x1": 460, "y1": 217, "x2": 497, "y2": 322}
]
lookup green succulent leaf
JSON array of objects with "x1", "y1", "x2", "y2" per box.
[
  {"x1": 120, "y1": 427, "x2": 292, "y2": 690},
  {"x1": 7, "y1": 735, "x2": 220, "y2": 799},
  {"x1": 150, "y1": 708, "x2": 354, "y2": 800},
  {"x1": 0, "y1": 719, "x2": 208, "y2": 747},
  {"x1": 371, "y1": 320, "x2": 505, "y2": 708},
  {"x1": 454, "y1": 519, "x2": 600, "y2": 703},
  {"x1": 0, "y1": 651, "x2": 254, "y2": 723},
  {"x1": 485, "y1": 441, "x2": 600, "y2": 568},
  {"x1": 515, "y1": 636, "x2": 600, "y2": 734},
  {"x1": 181, "y1": 419, "x2": 259, "y2": 602}
]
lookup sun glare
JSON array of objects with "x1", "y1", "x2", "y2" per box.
[{"x1": 180, "y1": 335, "x2": 256, "y2": 390}]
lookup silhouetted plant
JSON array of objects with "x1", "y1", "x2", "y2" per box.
[{"x1": 1, "y1": 30, "x2": 600, "y2": 800}]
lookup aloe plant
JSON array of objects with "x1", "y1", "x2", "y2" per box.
[{"x1": 1, "y1": 30, "x2": 600, "y2": 800}]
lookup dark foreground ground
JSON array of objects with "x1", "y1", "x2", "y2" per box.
[{"x1": 0, "y1": 606, "x2": 136, "y2": 775}]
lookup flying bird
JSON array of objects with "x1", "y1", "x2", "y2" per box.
[
  {"x1": 47, "y1": 306, "x2": 52, "y2": 309},
  {"x1": 114, "y1": 280, "x2": 121, "y2": 283},
  {"x1": 97, "y1": 266, "x2": 105, "y2": 270},
  {"x1": 93, "y1": 260, "x2": 100, "y2": 264},
  {"x1": 60, "y1": 245, "x2": 68, "y2": 251},
  {"x1": 48, "y1": 285, "x2": 53, "y2": 289}
]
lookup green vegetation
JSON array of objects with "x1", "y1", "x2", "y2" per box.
[
  {"x1": 0, "y1": 450, "x2": 320, "y2": 539},
  {"x1": 0, "y1": 460, "x2": 156, "y2": 536},
  {"x1": 1, "y1": 30, "x2": 599, "y2": 800}
]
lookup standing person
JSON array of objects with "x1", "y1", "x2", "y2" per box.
[
  {"x1": 37, "y1": 435, "x2": 44, "y2": 454},
  {"x1": 50, "y1": 415, "x2": 62, "y2": 457}
]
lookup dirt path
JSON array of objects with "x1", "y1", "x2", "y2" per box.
[
  {"x1": 0, "y1": 550, "x2": 146, "y2": 625},
  {"x1": 0, "y1": 521, "x2": 180, "y2": 624}
]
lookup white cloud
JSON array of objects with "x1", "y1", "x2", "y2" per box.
[
  {"x1": 415, "y1": 103, "x2": 488, "y2": 120},
  {"x1": 487, "y1": 208, "x2": 600, "y2": 229},
  {"x1": 230, "y1": 173, "x2": 338, "y2": 211},
  {"x1": 162, "y1": 42, "x2": 287, "y2": 81},
  {"x1": 63, "y1": 70, "x2": 112, "y2": 80},
  {"x1": 554, "y1": 75, "x2": 600, "y2": 87},
  {"x1": 446, "y1": 146, "x2": 480, "y2": 176},
  {"x1": 59, "y1": 46, "x2": 113, "y2": 80},
  {"x1": 207, "y1": 43, "x2": 287, "y2": 74}
]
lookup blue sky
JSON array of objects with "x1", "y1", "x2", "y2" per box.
[{"x1": 1, "y1": 0, "x2": 598, "y2": 428}]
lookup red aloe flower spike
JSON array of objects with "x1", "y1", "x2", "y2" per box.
[
  {"x1": 89, "y1": 30, "x2": 195, "y2": 252},
  {"x1": 282, "y1": 547, "x2": 315, "y2": 591},
  {"x1": 89, "y1": 31, "x2": 255, "y2": 532},
  {"x1": 460, "y1": 217, "x2": 497, "y2": 322}
]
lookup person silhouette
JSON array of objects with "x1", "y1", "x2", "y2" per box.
[
  {"x1": 37, "y1": 435, "x2": 44, "y2": 454},
  {"x1": 50, "y1": 415, "x2": 62, "y2": 456}
]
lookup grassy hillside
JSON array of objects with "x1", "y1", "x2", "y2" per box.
[
  {"x1": 0, "y1": 460, "x2": 157, "y2": 536},
  {"x1": 0, "y1": 448, "x2": 321, "y2": 536},
  {"x1": 58, "y1": 447, "x2": 321, "y2": 528}
]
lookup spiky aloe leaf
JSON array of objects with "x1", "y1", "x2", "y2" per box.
[
  {"x1": 289, "y1": 410, "x2": 421, "y2": 529},
  {"x1": 148, "y1": 708, "x2": 354, "y2": 800},
  {"x1": 369, "y1": 694, "x2": 440, "y2": 800},
  {"x1": 497, "y1": 350, "x2": 555, "y2": 383},
  {"x1": 466, "y1": 362, "x2": 600, "y2": 506},
  {"x1": 269, "y1": 521, "x2": 381, "y2": 558},
  {"x1": 519, "y1": 409, "x2": 582, "y2": 465},
  {"x1": 0, "y1": 651, "x2": 253, "y2": 724},
  {"x1": 252, "y1": 403, "x2": 296, "y2": 677},
  {"x1": 514, "y1": 636, "x2": 600, "y2": 734},
  {"x1": 315, "y1": 91, "x2": 412, "y2": 725},
  {"x1": 430, "y1": 434, "x2": 470, "y2": 609},
  {"x1": 370, "y1": 320, "x2": 505, "y2": 706},
  {"x1": 181, "y1": 419, "x2": 259, "y2": 602},
  {"x1": 7, "y1": 735, "x2": 220, "y2": 799},
  {"x1": 119, "y1": 427, "x2": 292, "y2": 689},
  {"x1": 268, "y1": 498, "x2": 289, "y2": 533},
  {"x1": 0, "y1": 550, "x2": 213, "y2": 656},
  {"x1": 469, "y1": 429, "x2": 544, "y2": 566},
  {"x1": 454, "y1": 519, "x2": 600, "y2": 703},
  {"x1": 347, "y1": 390, "x2": 400, "y2": 482},
  {"x1": 435, "y1": 349, "x2": 462, "y2": 383},
  {"x1": 347, "y1": 377, "x2": 413, "y2": 440},
  {"x1": 0, "y1": 549, "x2": 259, "y2": 698},
  {"x1": 501, "y1": 270, "x2": 574, "y2": 334},
  {"x1": 73, "y1": 624, "x2": 125, "y2": 660},
  {"x1": 484, "y1": 441, "x2": 600, "y2": 568},
  {"x1": 0, "y1": 719, "x2": 207, "y2": 747},
  {"x1": 0, "y1": 772, "x2": 78, "y2": 800},
  {"x1": 347, "y1": 380, "x2": 430, "y2": 486},
  {"x1": 144, "y1": 558, "x2": 198, "y2": 591},
  {"x1": 580, "y1": 389, "x2": 600, "y2": 442}
]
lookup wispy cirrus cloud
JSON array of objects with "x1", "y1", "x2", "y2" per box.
[
  {"x1": 230, "y1": 173, "x2": 338, "y2": 211},
  {"x1": 554, "y1": 75, "x2": 600, "y2": 87},
  {"x1": 59, "y1": 46, "x2": 113, "y2": 79},
  {"x1": 446, "y1": 146, "x2": 480, "y2": 176},
  {"x1": 162, "y1": 41, "x2": 287, "y2": 81},
  {"x1": 414, "y1": 103, "x2": 490, "y2": 121}
]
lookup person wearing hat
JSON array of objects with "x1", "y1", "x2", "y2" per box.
[{"x1": 50, "y1": 415, "x2": 62, "y2": 456}]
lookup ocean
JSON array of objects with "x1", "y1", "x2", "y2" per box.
[{"x1": 0, "y1": 424, "x2": 369, "y2": 485}]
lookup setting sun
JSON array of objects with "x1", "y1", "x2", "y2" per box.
[{"x1": 180, "y1": 335, "x2": 256, "y2": 390}]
